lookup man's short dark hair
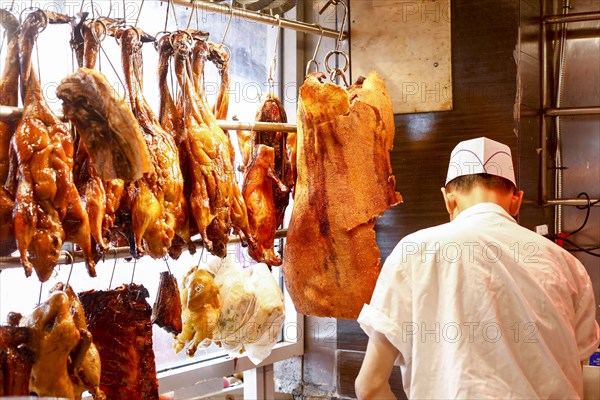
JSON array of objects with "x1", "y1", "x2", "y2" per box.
[{"x1": 445, "y1": 173, "x2": 516, "y2": 194}]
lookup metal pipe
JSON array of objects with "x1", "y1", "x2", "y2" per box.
[
  {"x1": 169, "y1": 0, "x2": 345, "y2": 40},
  {"x1": 544, "y1": 11, "x2": 600, "y2": 24},
  {"x1": 0, "y1": 229, "x2": 288, "y2": 270},
  {"x1": 540, "y1": 5, "x2": 548, "y2": 206},
  {"x1": 545, "y1": 199, "x2": 600, "y2": 206},
  {"x1": 0, "y1": 106, "x2": 297, "y2": 132},
  {"x1": 545, "y1": 106, "x2": 600, "y2": 116}
]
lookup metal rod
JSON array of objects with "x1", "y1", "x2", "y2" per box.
[
  {"x1": 0, "y1": 229, "x2": 288, "y2": 270},
  {"x1": 0, "y1": 106, "x2": 297, "y2": 132},
  {"x1": 545, "y1": 199, "x2": 600, "y2": 206},
  {"x1": 544, "y1": 11, "x2": 600, "y2": 24},
  {"x1": 168, "y1": 0, "x2": 345, "y2": 40},
  {"x1": 545, "y1": 106, "x2": 600, "y2": 116},
  {"x1": 540, "y1": 9, "x2": 548, "y2": 206}
]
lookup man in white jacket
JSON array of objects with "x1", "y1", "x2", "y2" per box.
[{"x1": 355, "y1": 137, "x2": 600, "y2": 399}]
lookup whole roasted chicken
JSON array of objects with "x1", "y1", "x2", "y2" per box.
[
  {"x1": 242, "y1": 145, "x2": 287, "y2": 266},
  {"x1": 8, "y1": 10, "x2": 95, "y2": 281},
  {"x1": 172, "y1": 32, "x2": 252, "y2": 257},
  {"x1": 117, "y1": 27, "x2": 186, "y2": 259},
  {"x1": 156, "y1": 34, "x2": 192, "y2": 259}
]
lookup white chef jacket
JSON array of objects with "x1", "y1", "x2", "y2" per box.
[{"x1": 358, "y1": 202, "x2": 600, "y2": 399}]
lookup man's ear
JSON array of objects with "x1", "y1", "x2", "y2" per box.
[
  {"x1": 508, "y1": 190, "x2": 524, "y2": 217},
  {"x1": 441, "y1": 187, "x2": 456, "y2": 219}
]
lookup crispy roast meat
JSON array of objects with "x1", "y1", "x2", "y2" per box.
[
  {"x1": 172, "y1": 32, "x2": 252, "y2": 257},
  {"x1": 243, "y1": 145, "x2": 287, "y2": 266},
  {"x1": 282, "y1": 72, "x2": 402, "y2": 319},
  {"x1": 152, "y1": 271, "x2": 183, "y2": 335},
  {"x1": 9, "y1": 10, "x2": 95, "y2": 281},
  {"x1": 0, "y1": 9, "x2": 19, "y2": 257},
  {"x1": 79, "y1": 284, "x2": 158, "y2": 400},
  {"x1": 118, "y1": 27, "x2": 185, "y2": 259},
  {"x1": 0, "y1": 325, "x2": 33, "y2": 396},
  {"x1": 157, "y1": 35, "x2": 192, "y2": 260}
]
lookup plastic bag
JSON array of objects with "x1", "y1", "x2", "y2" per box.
[
  {"x1": 243, "y1": 263, "x2": 285, "y2": 365},
  {"x1": 208, "y1": 255, "x2": 257, "y2": 354},
  {"x1": 207, "y1": 255, "x2": 285, "y2": 365}
]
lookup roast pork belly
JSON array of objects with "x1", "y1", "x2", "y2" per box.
[{"x1": 283, "y1": 71, "x2": 402, "y2": 319}]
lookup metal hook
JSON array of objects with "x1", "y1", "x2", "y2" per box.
[
  {"x1": 134, "y1": 0, "x2": 145, "y2": 28},
  {"x1": 319, "y1": 0, "x2": 348, "y2": 51},
  {"x1": 130, "y1": 257, "x2": 137, "y2": 284},
  {"x1": 305, "y1": 24, "x2": 324, "y2": 77},
  {"x1": 185, "y1": 0, "x2": 198, "y2": 30},
  {"x1": 220, "y1": 4, "x2": 235, "y2": 46},
  {"x1": 107, "y1": 248, "x2": 118, "y2": 290},
  {"x1": 268, "y1": 14, "x2": 282, "y2": 95},
  {"x1": 19, "y1": 7, "x2": 48, "y2": 34},
  {"x1": 88, "y1": 18, "x2": 108, "y2": 44},
  {"x1": 64, "y1": 251, "x2": 75, "y2": 288}
]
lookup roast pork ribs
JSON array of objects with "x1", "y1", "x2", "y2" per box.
[
  {"x1": 9, "y1": 10, "x2": 95, "y2": 281},
  {"x1": 79, "y1": 284, "x2": 158, "y2": 400},
  {"x1": 282, "y1": 72, "x2": 402, "y2": 319},
  {"x1": 0, "y1": 9, "x2": 19, "y2": 257}
]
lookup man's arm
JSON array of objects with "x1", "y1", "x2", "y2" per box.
[{"x1": 355, "y1": 330, "x2": 399, "y2": 400}]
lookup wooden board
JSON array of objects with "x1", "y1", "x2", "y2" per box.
[{"x1": 350, "y1": 0, "x2": 453, "y2": 113}]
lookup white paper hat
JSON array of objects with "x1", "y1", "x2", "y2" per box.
[{"x1": 445, "y1": 137, "x2": 516, "y2": 187}]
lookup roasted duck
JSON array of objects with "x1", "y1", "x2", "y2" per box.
[
  {"x1": 67, "y1": 18, "x2": 128, "y2": 254},
  {"x1": 50, "y1": 283, "x2": 105, "y2": 400},
  {"x1": 58, "y1": 68, "x2": 151, "y2": 181},
  {"x1": 21, "y1": 291, "x2": 81, "y2": 398},
  {"x1": 118, "y1": 27, "x2": 185, "y2": 259},
  {"x1": 243, "y1": 145, "x2": 287, "y2": 266},
  {"x1": 0, "y1": 325, "x2": 33, "y2": 396},
  {"x1": 175, "y1": 266, "x2": 221, "y2": 356},
  {"x1": 283, "y1": 72, "x2": 402, "y2": 319},
  {"x1": 157, "y1": 34, "x2": 192, "y2": 259},
  {"x1": 0, "y1": 10, "x2": 19, "y2": 257},
  {"x1": 9, "y1": 10, "x2": 95, "y2": 281},
  {"x1": 172, "y1": 32, "x2": 252, "y2": 257},
  {"x1": 152, "y1": 271, "x2": 183, "y2": 335},
  {"x1": 79, "y1": 284, "x2": 158, "y2": 400}
]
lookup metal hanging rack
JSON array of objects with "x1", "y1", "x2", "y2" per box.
[
  {"x1": 0, "y1": 105, "x2": 297, "y2": 132},
  {"x1": 0, "y1": 229, "x2": 288, "y2": 270},
  {"x1": 167, "y1": 0, "x2": 346, "y2": 40}
]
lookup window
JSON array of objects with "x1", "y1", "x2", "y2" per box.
[{"x1": 0, "y1": 1, "x2": 302, "y2": 397}]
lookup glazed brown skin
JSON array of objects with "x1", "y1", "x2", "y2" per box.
[
  {"x1": 251, "y1": 95, "x2": 293, "y2": 228},
  {"x1": 172, "y1": 33, "x2": 252, "y2": 257},
  {"x1": 243, "y1": 145, "x2": 286, "y2": 266},
  {"x1": 0, "y1": 10, "x2": 19, "y2": 257},
  {"x1": 119, "y1": 27, "x2": 185, "y2": 259},
  {"x1": 79, "y1": 284, "x2": 158, "y2": 400},
  {"x1": 50, "y1": 284, "x2": 105, "y2": 400},
  {"x1": 20, "y1": 291, "x2": 81, "y2": 398},
  {"x1": 0, "y1": 325, "x2": 33, "y2": 396},
  {"x1": 157, "y1": 35, "x2": 192, "y2": 259},
  {"x1": 151, "y1": 271, "x2": 183, "y2": 335},
  {"x1": 10, "y1": 10, "x2": 95, "y2": 281},
  {"x1": 283, "y1": 72, "x2": 402, "y2": 319}
]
